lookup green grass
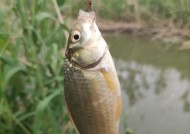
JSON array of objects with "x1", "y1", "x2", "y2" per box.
[
  {"x1": 0, "y1": 0, "x2": 75, "y2": 133},
  {"x1": 64, "y1": 0, "x2": 190, "y2": 26},
  {"x1": 139, "y1": 0, "x2": 190, "y2": 26}
]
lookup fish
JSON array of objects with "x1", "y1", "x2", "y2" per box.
[{"x1": 64, "y1": 10, "x2": 122, "y2": 134}]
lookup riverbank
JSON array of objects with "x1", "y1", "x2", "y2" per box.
[{"x1": 96, "y1": 18, "x2": 190, "y2": 50}]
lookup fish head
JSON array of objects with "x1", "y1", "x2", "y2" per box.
[{"x1": 65, "y1": 10, "x2": 107, "y2": 69}]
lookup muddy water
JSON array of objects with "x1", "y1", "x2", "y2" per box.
[{"x1": 104, "y1": 34, "x2": 190, "y2": 134}]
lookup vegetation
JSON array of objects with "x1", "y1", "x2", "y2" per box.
[
  {"x1": 0, "y1": 0, "x2": 75, "y2": 133},
  {"x1": 65, "y1": 0, "x2": 190, "y2": 27},
  {"x1": 0, "y1": 0, "x2": 190, "y2": 134}
]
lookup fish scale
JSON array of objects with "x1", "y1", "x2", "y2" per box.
[{"x1": 64, "y1": 58, "x2": 118, "y2": 134}]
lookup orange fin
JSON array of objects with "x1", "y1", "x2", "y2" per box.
[{"x1": 101, "y1": 69, "x2": 120, "y2": 93}]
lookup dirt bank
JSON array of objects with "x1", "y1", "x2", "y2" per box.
[{"x1": 97, "y1": 19, "x2": 190, "y2": 49}]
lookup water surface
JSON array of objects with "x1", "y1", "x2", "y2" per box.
[{"x1": 104, "y1": 34, "x2": 190, "y2": 134}]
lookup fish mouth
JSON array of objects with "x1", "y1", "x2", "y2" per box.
[{"x1": 65, "y1": 48, "x2": 106, "y2": 69}]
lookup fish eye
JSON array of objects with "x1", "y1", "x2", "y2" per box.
[
  {"x1": 71, "y1": 30, "x2": 81, "y2": 42},
  {"x1": 74, "y1": 34, "x2": 79, "y2": 40}
]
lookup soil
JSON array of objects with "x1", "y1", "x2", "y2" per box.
[{"x1": 97, "y1": 19, "x2": 190, "y2": 49}]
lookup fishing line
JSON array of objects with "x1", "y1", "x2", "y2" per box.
[{"x1": 87, "y1": 0, "x2": 93, "y2": 12}]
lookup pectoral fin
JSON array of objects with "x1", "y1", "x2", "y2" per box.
[
  {"x1": 101, "y1": 69, "x2": 120, "y2": 94},
  {"x1": 101, "y1": 69, "x2": 122, "y2": 123}
]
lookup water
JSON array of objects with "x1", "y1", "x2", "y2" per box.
[{"x1": 104, "y1": 34, "x2": 190, "y2": 134}]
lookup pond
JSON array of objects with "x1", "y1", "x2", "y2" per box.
[{"x1": 104, "y1": 34, "x2": 190, "y2": 134}]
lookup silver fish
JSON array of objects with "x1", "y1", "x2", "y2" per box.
[{"x1": 64, "y1": 10, "x2": 121, "y2": 134}]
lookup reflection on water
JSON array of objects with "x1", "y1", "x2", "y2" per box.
[
  {"x1": 104, "y1": 34, "x2": 190, "y2": 134},
  {"x1": 116, "y1": 60, "x2": 190, "y2": 134}
]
